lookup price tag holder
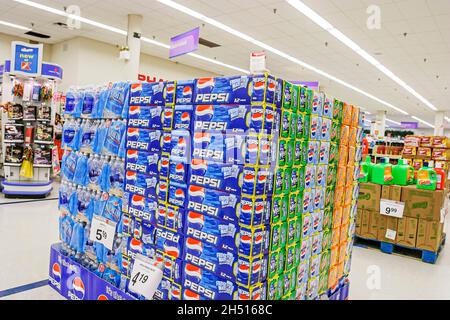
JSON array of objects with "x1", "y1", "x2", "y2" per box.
[
  {"x1": 385, "y1": 229, "x2": 397, "y2": 241},
  {"x1": 380, "y1": 199, "x2": 405, "y2": 219},
  {"x1": 128, "y1": 254, "x2": 163, "y2": 300},
  {"x1": 89, "y1": 215, "x2": 117, "y2": 250}
]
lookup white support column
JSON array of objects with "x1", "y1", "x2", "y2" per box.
[
  {"x1": 434, "y1": 111, "x2": 445, "y2": 136},
  {"x1": 125, "y1": 14, "x2": 143, "y2": 81},
  {"x1": 374, "y1": 110, "x2": 386, "y2": 139}
]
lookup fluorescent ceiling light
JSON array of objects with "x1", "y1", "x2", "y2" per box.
[
  {"x1": 13, "y1": 0, "x2": 247, "y2": 74},
  {"x1": 412, "y1": 116, "x2": 435, "y2": 128},
  {"x1": 445, "y1": 117, "x2": 450, "y2": 123},
  {"x1": 286, "y1": 0, "x2": 438, "y2": 112},
  {"x1": 386, "y1": 119, "x2": 401, "y2": 126},
  {"x1": 157, "y1": 0, "x2": 409, "y2": 115},
  {"x1": 0, "y1": 20, "x2": 31, "y2": 31}
]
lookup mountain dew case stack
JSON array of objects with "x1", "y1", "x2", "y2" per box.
[{"x1": 327, "y1": 100, "x2": 363, "y2": 292}]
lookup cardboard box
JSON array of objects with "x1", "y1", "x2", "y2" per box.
[
  {"x1": 416, "y1": 219, "x2": 444, "y2": 252},
  {"x1": 432, "y1": 136, "x2": 450, "y2": 148},
  {"x1": 360, "y1": 210, "x2": 379, "y2": 240},
  {"x1": 420, "y1": 136, "x2": 432, "y2": 148},
  {"x1": 432, "y1": 148, "x2": 450, "y2": 161},
  {"x1": 401, "y1": 186, "x2": 445, "y2": 221},
  {"x1": 377, "y1": 215, "x2": 399, "y2": 244},
  {"x1": 358, "y1": 183, "x2": 382, "y2": 212},
  {"x1": 355, "y1": 209, "x2": 362, "y2": 236},
  {"x1": 416, "y1": 147, "x2": 432, "y2": 159},
  {"x1": 404, "y1": 136, "x2": 420, "y2": 147},
  {"x1": 381, "y1": 185, "x2": 402, "y2": 202},
  {"x1": 402, "y1": 146, "x2": 417, "y2": 158},
  {"x1": 396, "y1": 217, "x2": 418, "y2": 248}
]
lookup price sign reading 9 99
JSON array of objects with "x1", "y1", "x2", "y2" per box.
[{"x1": 380, "y1": 199, "x2": 405, "y2": 219}]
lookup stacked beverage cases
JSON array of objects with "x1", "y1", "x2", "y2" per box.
[
  {"x1": 58, "y1": 74, "x2": 363, "y2": 300},
  {"x1": 58, "y1": 82, "x2": 129, "y2": 287}
]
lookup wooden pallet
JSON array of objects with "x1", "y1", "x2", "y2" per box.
[{"x1": 354, "y1": 234, "x2": 446, "y2": 264}]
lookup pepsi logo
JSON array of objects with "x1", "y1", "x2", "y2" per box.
[
  {"x1": 239, "y1": 293, "x2": 250, "y2": 300},
  {"x1": 243, "y1": 173, "x2": 255, "y2": 184},
  {"x1": 185, "y1": 264, "x2": 202, "y2": 281},
  {"x1": 252, "y1": 263, "x2": 261, "y2": 274},
  {"x1": 164, "y1": 110, "x2": 173, "y2": 119},
  {"x1": 158, "y1": 183, "x2": 168, "y2": 193},
  {"x1": 196, "y1": 78, "x2": 215, "y2": 89},
  {"x1": 255, "y1": 205, "x2": 264, "y2": 215},
  {"x1": 186, "y1": 238, "x2": 203, "y2": 253},
  {"x1": 241, "y1": 234, "x2": 252, "y2": 244},
  {"x1": 195, "y1": 105, "x2": 214, "y2": 117},
  {"x1": 251, "y1": 112, "x2": 263, "y2": 122},
  {"x1": 130, "y1": 83, "x2": 143, "y2": 93},
  {"x1": 129, "y1": 105, "x2": 141, "y2": 116},
  {"x1": 177, "y1": 137, "x2": 187, "y2": 148},
  {"x1": 72, "y1": 277, "x2": 85, "y2": 300},
  {"x1": 175, "y1": 189, "x2": 185, "y2": 199},
  {"x1": 188, "y1": 185, "x2": 206, "y2": 198},
  {"x1": 247, "y1": 143, "x2": 258, "y2": 153},
  {"x1": 51, "y1": 263, "x2": 61, "y2": 282},
  {"x1": 171, "y1": 288, "x2": 181, "y2": 299},
  {"x1": 97, "y1": 294, "x2": 109, "y2": 300},
  {"x1": 187, "y1": 212, "x2": 205, "y2": 227},
  {"x1": 129, "y1": 238, "x2": 143, "y2": 252},
  {"x1": 131, "y1": 195, "x2": 145, "y2": 207},
  {"x1": 157, "y1": 208, "x2": 166, "y2": 218},
  {"x1": 191, "y1": 159, "x2": 208, "y2": 171},
  {"x1": 193, "y1": 132, "x2": 211, "y2": 144},
  {"x1": 126, "y1": 171, "x2": 138, "y2": 181},
  {"x1": 238, "y1": 264, "x2": 250, "y2": 275},
  {"x1": 127, "y1": 150, "x2": 139, "y2": 160},
  {"x1": 268, "y1": 81, "x2": 276, "y2": 92},
  {"x1": 183, "y1": 289, "x2": 200, "y2": 300},
  {"x1": 255, "y1": 234, "x2": 263, "y2": 245},
  {"x1": 266, "y1": 112, "x2": 275, "y2": 123},
  {"x1": 181, "y1": 112, "x2": 191, "y2": 123},
  {"x1": 163, "y1": 243, "x2": 180, "y2": 258},
  {"x1": 163, "y1": 135, "x2": 172, "y2": 144},
  {"x1": 253, "y1": 81, "x2": 265, "y2": 91},
  {"x1": 166, "y1": 85, "x2": 175, "y2": 95},
  {"x1": 182, "y1": 86, "x2": 193, "y2": 96},
  {"x1": 241, "y1": 204, "x2": 253, "y2": 214},
  {"x1": 127, "y1": 128, "x2": 140, "y2": 137},
  {"x1": 175, "y1": 163, "x2": 185, "y2": 174}
]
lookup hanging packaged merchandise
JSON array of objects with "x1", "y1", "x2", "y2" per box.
[
  {"x1": 103, "y1": 195, "x2": 122, "y2": 223},
  {"x1": 79, "y1": 120, "x2": 99, "y2": 153},
  {"x1": 23, "y1": 82, "x2": 33, "y2": 102},
  {"x1": 23, "y1": 105, "x2": 37, "y2": 121},
  {"x1": 108, "y1": 157, "x2": 125, "y2": 196},
  {"x1": 103, "y1": 119, "x2": 126, "y2": 156},
  {"x1": 34, "y1": 144, "x2": 52, "y2": 166},
  {"x1": 20, "y1": 146, "x2": 34, "y2": 179},
  {"x1": 59, "y1": 182, "x2": 77, "y2": 216},
  {"x1": 73, "y1": 153, "x2": 89, "y2": 186},
  {"x1": 93, "y1": 85, "x2": 109, "y2": 119},
  {"x1": 24, "y1": 124, "x2": 35, "y2": 144},
  {"x1": 35, "y1": 121, "x2": 54, "y2": 142},
  {"x1": 92, "y1": 120, "x2": 110, "y2": 154},
  {"x1": 103, "y1": 82, "x2": 130, "y2": 118},
  {"x1": 77, "y1": 186, "x2": 93, "y2": 221},
  {"x1": 87, "y1": 154, "x2": 103, "y2": 190},
  {"x1": 41, "y1": 84, "x2": 53, "y2": 102},
  {"x1": 62, "y1": 119, "x2": 81, "y2": 151},
  {"x1": 81, "y1": 87, "x2": 97, "y2": 118},
  {"x1": 59, "y1": 213, "x2": 75, "y2": 253},
  {"x1": 99, "y1": 155, "x2": 112, "y2": 192},
  {"x1": 32, "y1": 84, "x2": 42, "y2": 101},
  {"x1": 12, "y1": 80, "x2": 24, "y2": 98},
  {"x1": 4, "y1": 123, "x2": 24, "y2": 142},
  {"x1": 8, "y1": 104, "x2": 23, "y2": 119},
  {"x1": 64, "y1": 88, "x2": 83, "y2": 117},
  {"x1": 62, "y1": 151, "x2": 79, "y2": 182},
  {"x1": 5, "y1": 144, "x2": 23, "y2": 164},
  {"x1": 37, "y1": 104, "x2": 52, "y2": 120}
]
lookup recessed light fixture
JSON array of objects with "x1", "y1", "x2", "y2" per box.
[
  {"x1": 13, "y1": 0, "x2": 249, "y2": 74},
  {"x1": 157, "y1": 0, "x2": 409, "y2": 115},
  {"x1": 0, "y1": 20, "x2": 31, "y2": 31},
  {"x1": 286, "y1": 0, "x2": 438, "y2": 112}
]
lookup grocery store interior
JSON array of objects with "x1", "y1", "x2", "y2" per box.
[{"x1": 0, "y1": 0, "x2": 449, "y2": 301}]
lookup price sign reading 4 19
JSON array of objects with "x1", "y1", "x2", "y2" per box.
[
  {"x1": 128, "y1": 254, "x2": 163, "y2": 300},
  {"x1": 89, "y1": 216, "x2": 117, "y2": 250},
  {"x1": 380, "y1": 199, "x2": 405, "y2": 219}
]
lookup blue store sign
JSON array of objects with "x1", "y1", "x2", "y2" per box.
[
  {"x1": 10, "y1": 41, "x2": 43, "y2": 76},
  {"x1": 42, "y1": 62, "x2": 63, "y2": 80}
]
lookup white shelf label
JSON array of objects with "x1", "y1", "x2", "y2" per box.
[
  {"x1": 89, "y1": 215, "x2": 117, "y2": 250},
  {"x1": 385, "y1": 229, "x2": 397, "y2": 241},
  {"x1": 380, "y1": 199, "x2": 405, "y2": 219},
  {"x1": 128, "y1": 254, "x2": 163, "y2": 300}
]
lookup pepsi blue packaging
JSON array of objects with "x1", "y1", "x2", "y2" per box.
[
  {"x1": 153, "y1": 276, "x2": 172, "y2": 300},
  {"x1": 319, "y1": 142, "x2": 330, "y2": 164},
  {"x1": 159, "y1": 153, "x2": 170, "y2": 179},
  {"x1": 173, "y1": 105, "x2": 193, "y2": 130},
  {"x1": 129, "y1": 82, "x2": 165, "y2": 106},
  {"x1": 315, "y1": 165, "x2": 327, "y2": 188},
  {"x1": 168, "y1": 130, "x2": 191, "y2": 161},
  {"x1": 162, "y1": 107, "x2": 174, "y2": 130},
  {"x1": 192, "y1": 132, "x2": 244, "y2": 164},
  {"x1": 321, "y1": 117, "x2": 332, "y2": 141},
  {"x1": 168, "y1": 181, "x2": 188, "y2": 208},
  {"x1": 157, "y1": 178, "x2": 169, "y2": 203},
  {"x1": 155, "y1": 226, "x2": 184, "y2": 260},
  {"x1": 309, "y1": 115, "x2": 321, "y2": 141},
  {"x1": 184, "y1": 211, "x2": 266, "y2": 257},
  {"x1": 127, "y1": 105, "x2": 163, "y2": 130},
  {"x1": 312, "y1": 187, "x2": 324, "y2": 211},
  {"x1": 242, "y1": 166, "x2": 273, "y2": 196},
  {"x1": 307, "y1": 141, "x2": 319, "y2": 165},
  {"x1": 164, "y1": 81, "x2": 176, "y2": 106},
  {"x1": 193, "y1": 104, "x2": 250, "y2": 132},
  {"x1": 169, "y1": 159, "x2": 189, "y2": 184},
  {"x1": 126, "y1": 128, "x2": 162, "y2": 153},
  {"x1": 175, "y1": 80, "x2": 195, "y2": 105},
  {"x1": 125, "y1": 149, "x2": 160, "y2": 175},
  {"x1": 125, "y1": 171, "x2": 158, "y2": 199},
  {"x1": 156, "y1": 204, "x2": 185, "y2": 234},
  {"x1": 182, "y1": 263, "x2": 238, "y2": 300},
  {"x1": 128, "y1": 194, "x2": 157, "y2": 224},
  {"x1": 322, "y1": 95, "x2": 333, "y2": 118},
  {"x1": 304, "y1": 165, "x2": 316, "y2": 189}
]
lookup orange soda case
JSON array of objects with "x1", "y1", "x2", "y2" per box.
[
  {"x1": 351, "y1": 106, "x2": 360, "y2": 127},
  {"x1": 338, "y1": 147, "x2": 349, "y2": 167},
  {"x1": 342, "y1": 103, "x2": 352, "y2": 126},
  {"x1": 336, "y1": 166, "x2": 346, "y2": 187},
  {"x1": 338, "y1": 242, "x2": 347, "y2": 264},
  {"x1": 348, "y1": 126, "x2": 357, "y2": 147},
  {"x1": 337, "y1": 261, "x2": 345, "y2": 280},
  {"x1": 334, "y1": 186, "x2": 344, "y2": 207},
  {"x1": 330, "y1": 245, "x2": 339, "y2": 266},
  {"x1": 344, "y1": 186, "x2": 353, "y2": 207},
  {"x1": 341, "y1": 206, "x2": 351, "y2": 226},
  {"x1": 331, "y1": 227, "x2": 341, "y2": 248},
  {"x1": 332, "y1": 206, "x2": 343, "y2": 229},
  {"x1": 328, "y1": 265, "x2": 339, "y2": 290},
  {"x1": 340, "y1": 125, "x2": 350, "y2": 146},
  {"x1": 345, "y1": 166, "x2": 354, "y2": 186},
  {"x1": 339, "y1": 224, "x2": 349, "y2": 244},
  {"x1": 347, "y1": 146, "x2": 356, "y2": 165}
]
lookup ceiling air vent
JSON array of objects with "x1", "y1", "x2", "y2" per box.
[
  {"x1": 199, "y1": 37, "x2": 221, "y2": 48},
  {"x1": 53, "y1": 22, "x2": 68, "y2": 28},
  {"x1": 25, "y1": 31, "x2": 50, "y2": 39}
]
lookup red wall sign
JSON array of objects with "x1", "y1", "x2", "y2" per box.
[{"x1": 138, "y1": 74, "x2": 165, "y2": 83}]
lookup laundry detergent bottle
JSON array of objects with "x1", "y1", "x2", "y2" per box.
[
  {"x1": 359, "y1": 155, "x2": 373, "y2": 183},
  {"x1": 392, "y1": 159, "x2": 415, "y2": 186},
  {"x1": 434, "y1": 163, "x2": 446, "y2": 190},
  {"x1": 371, "y1": 157, "x2": 393, "y2": 185},
  {"x1": 417, "y1": 162, "x2": 437, "y2": 190}
]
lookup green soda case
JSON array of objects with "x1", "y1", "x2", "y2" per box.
[
  {"x1": 332, "y1": 99, "x2": 343, "y2": 122},
  {"x1": 280, "y1": 195, "x2": 289, "y2": 222},
  {"x1": 291, "y1": 84, "x2": 300, "y2": 113},
  {"x1": 296, "y1": 112, "x2": 307, "y2": 140},
  {"x1": 286, "y1": 139, "x2": 294, "y2": 167},
  {"x1": 320, "y1": 249, "x2": 331, "y2": 274},
  {"x1": 318, "y1": 271, "x2": 329, "y2": 295},
  {"x1": 289, "y1": 290, "x2": 297, "y2": 301},
  {"x1": 291, "y1": 167, "x2": 300, "y2": 192},
  {"x1": 324, "y1": 186, "x2": 335, "y2": 209},
  {"x1": 270, "y1": 223, "x2": 281, "y2": 252},
  {"x1": 267, "y1": 276, "x2": 279, "y2": 300},
  {"x1": 328, "y1": 143, "x2": 339, "y2": 165},
  {"x1": 321, "y1": 228, "x2": 332, "y2": 251},
  {"x1": 287, "y1": 217, "x2": 298, "y2": 246},
  {"x1": 271, "y1": 196, "x2": 283, "y2": 224},
  {"x1": 294, "y1": 240, "x2": 302, "y2": 267},
  {"x1": 290, "y1": 112, "x2": 298, "y2": 139},
  {"x1": 282, "y1": 81, "x2": 293, "y2": 110},
  {"x1": 323, "y1": 209, "x2": 333, "y2": 232},
  {"x1": 288, "y1": 193, "x2": 298, "y2": 219},
  {"x1": 283, "y1": 168, "x2": 292, "y2": 194},
  {"x1": 280, "y1": 221, "x2": 288, "y2": 249},
  {"x1": 268, "y1": 249, "x2": 280, "y2": 279},
  {"x1": 299, "y1": 86, "x2": 307, "y2": 113},
  {"x1": 280, "y1": 109, "x2": 292, "y2": 138},
  {"x1": 284, "y1": 267, "x2": 296, "y2": 295},
  {"x1": 326, "y1": 164, "x2": 337, "y2": 187},
  {"x1": 278, "y1": 139, "x2": 287, "y2": 167},
  {"x1": 330, "y1": 121, "x2": 341, "y2": 143},
  {"x1": 274, "y1": 167, "x2": 285, "y2": 195},
  {"x1": 294, "y1": 140, "x2": 303, "y2": 166},
  {"x1": 305, "y1": 88, "x2": 315, "y2": 115},
  {"x1": 295, "y1": 189, "x2": 304, "y2": 219},
  {"x1": 278, "y1": 248, "x2": 286, "y2": 276},
  {"x1": 285, "y1": 242, "x2": 296, "y2": 271}
]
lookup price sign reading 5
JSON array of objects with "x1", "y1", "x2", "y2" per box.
[
  {"x1": 89, "y1": 216, "x2": 117, "y2": 250},
  {"x1": 380, "y1": 199, "x2": 405, "y2": 219}
]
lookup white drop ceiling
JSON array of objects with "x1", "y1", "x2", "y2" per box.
[{"x1": 0, "y1": 0, "x2": 449, "y2": 128}]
